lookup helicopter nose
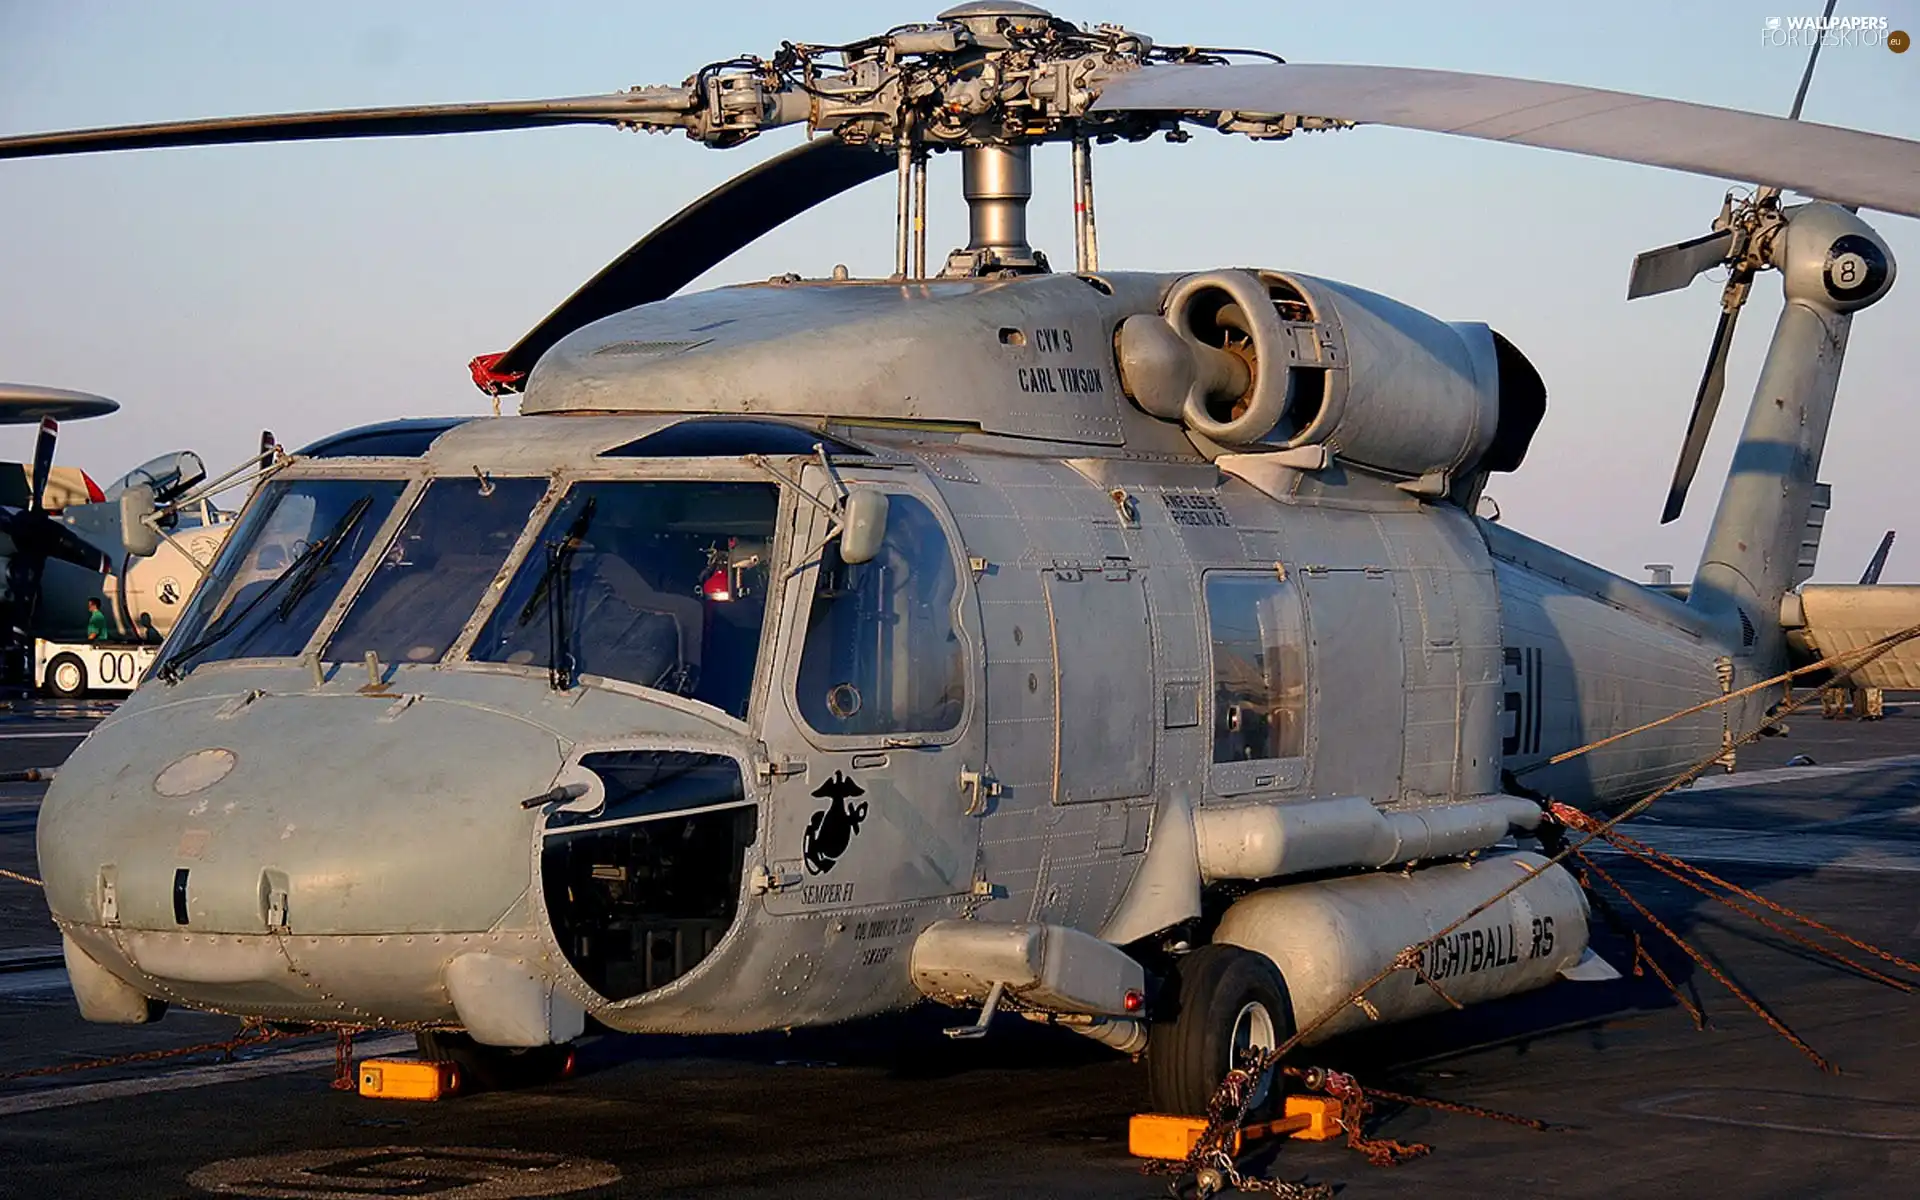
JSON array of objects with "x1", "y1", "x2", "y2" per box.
[{"x1": 38, "y1": 688, "x2": 565, "y2": 1024}]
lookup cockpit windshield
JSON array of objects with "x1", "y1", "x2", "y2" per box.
[
  {"x1": 326, "y1": 476, "x2": 547, "y2": 665},
  {"x1": 470, "y1": 481, "x2": 779, "y2": 719},
  {"x1": 161, "y1": 478, "x2": 406, "y2": 676}
]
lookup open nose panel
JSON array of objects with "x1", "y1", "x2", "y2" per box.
[{"x1": 541, "y1": 750, "x2": 757, "y2": 1001}]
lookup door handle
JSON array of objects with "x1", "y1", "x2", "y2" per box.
[
  {"x1": 749, "y1": 863, "x2": 803, "y2": 894},
  {"x1": 753, "y1": 755, "x2": 807, "y2": 786},
  {"x1": 958, "y1": 766, "x2": 1001, "y2": 816}
]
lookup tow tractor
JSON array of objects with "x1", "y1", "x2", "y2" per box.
[{"x1": 34, "y1": 637, "x2": 158, "y2": 699}]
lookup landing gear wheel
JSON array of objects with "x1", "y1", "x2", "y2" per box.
[
  {"x1": 415, "y1": 1030, "x2": 576, "y2": 1091},
  {"x1": 1147, "y1": 943, "x2": 1295, "y2": 1119},
  {"x1": 44, "y1": 653, "x2": 87, "y2": 699}
]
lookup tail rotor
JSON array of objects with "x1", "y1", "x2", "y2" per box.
[
  {"x1": 1631, "y1": 191, "x2": 1786, "y2": 523},
  {"x1": 1626, "y1": 0, "x2": 1837, "y2": 525}
]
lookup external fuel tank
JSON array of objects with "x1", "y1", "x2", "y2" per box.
[{"x1": 1213, "y1": 851, "x2": 1589, "y2": 1044}]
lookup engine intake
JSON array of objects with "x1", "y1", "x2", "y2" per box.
[
  {"x1": 1114, "y1": 270, "x2": 1301, "y2": 444},
  {"x1": 1116, "y1": 269, "x2": 1546, "y2": 480}
]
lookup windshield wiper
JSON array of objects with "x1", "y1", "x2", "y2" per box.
[
  {"x1": 516, "y1": 497, "x2": 596, "y2": 690},
  {"x1": 275, "y1": 494, "x2": 375, "y2": 621},
  {"x1": 159, "y1": 494, "x2": 374, "y2": 682}
]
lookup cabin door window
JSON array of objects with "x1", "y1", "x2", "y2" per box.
[
  {"x1": 793, "y1": 494, "x2": 966, "y2": 737},
  {"x1": 1204, "y1": 571, "x2": 1308, "y2": 796}
]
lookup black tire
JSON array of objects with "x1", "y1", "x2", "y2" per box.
[
  {"x1": 44, "y1": 653, "x2": 87, "y2": 699},
  {"x1": 415, "y1": 1030, "x2": 575, "y2": 1092},
  {"x1": 1146, "y1": 944, "x2": 1295, "y2": 1119}
]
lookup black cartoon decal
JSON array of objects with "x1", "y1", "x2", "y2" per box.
[{"x1": 803, "y1": 772, "x2": 868, "y2": 875}]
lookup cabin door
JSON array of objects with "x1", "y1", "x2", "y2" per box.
[{"x1": 755, "y1": 466, "x2": 984, "y2": 916}]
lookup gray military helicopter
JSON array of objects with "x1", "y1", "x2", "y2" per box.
[{"x1": 6, "y1": 3, "x2": 1918, "y2": 1113}]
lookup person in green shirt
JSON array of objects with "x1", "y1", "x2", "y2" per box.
[{"x1": 85, "y1": 597, "x2": 109, "y2": 642}]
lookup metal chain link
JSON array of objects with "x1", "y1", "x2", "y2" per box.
[
  {"x1": 1142, "y1": 1063, "x2": 1333, "y2": 1199},
  {"x1": 331, "y1": 1029, "x2": 357, "y2": 1090},
  {"x1": 1347, "y1": 1081, "x2": 1554, "y2": 1133},
  {"x1": 1577, "y1": 810, "x2": 1920, "y2": 981},
  {"x1": 1572, "y1": 846, "x2": 1836, "y2": 1071},
  {"x1": 1539, "y1": 822, "x2": 1708, "y2": 1028},
  {"x1": 1206, "y1": 1166, "x2": 1334, "y2": 1199},
  {"x1": 1316, "y1": 1069, "x2": 1433, "y2": 1168},
  {"x1": 0, "y1": 1021, "x2": 285, "y2": 1082},
  {"x1": 1558, "y1": 805, "x2": 1918, "y2": 992}
]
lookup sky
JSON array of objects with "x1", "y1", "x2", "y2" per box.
[{"x1": 0, "y1": 0, "x2": 1916, "y2": 583}]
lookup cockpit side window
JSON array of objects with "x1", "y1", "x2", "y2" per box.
[
  {"x1": 325, "y1": 476, "x2": 547, "y2": 665},
  {"x1": 469, "y1": 481, "x2": 779, "y2": 719},
  {"x1": 160, "y1": 478, "x2": 407, "y2": 675},
  {"x1": 794, "y1": 493, "x2": 965, "y2": 736}
]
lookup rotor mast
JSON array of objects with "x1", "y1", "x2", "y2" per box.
[
  {"x1": 930, "y1": 3, "x2": 1045, "y2": 277},
  {"x1": 952, "y1": 145, "x2": 1039, "y2": 274}
]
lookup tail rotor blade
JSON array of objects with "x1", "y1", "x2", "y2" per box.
[
  {"x1": 1627, "y1": 229, "x2": 1735, "y2": 300},
  {"x1": 1661, "y1": 300, "x2": 1743, "y2": 524},
  {"x1": 28, "y1": 418, "x2": 57, "y2": 514}
]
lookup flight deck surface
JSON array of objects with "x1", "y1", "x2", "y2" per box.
[{"x1": 1, "y1": 699, "x2": 1916, "y2": 1198}]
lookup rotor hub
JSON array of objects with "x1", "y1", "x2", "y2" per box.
[{"x1": 936, "y1": 1, "x2": 1056, "y2": 32}]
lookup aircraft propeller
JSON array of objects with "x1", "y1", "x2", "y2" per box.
[
  {"x1": 0, "y1": 386, "x2": 123, "y2": 636},
  {"x1": 0, "y1": 416, "x2": 112, "y2": 636}
]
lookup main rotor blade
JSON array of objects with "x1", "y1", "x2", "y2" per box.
[
  {"x1": 1788, "y1": 0, "x2": 1840, "y2": 121},
  {"x1": 0, "y1": 93, "x2": 691, "y2": 160},
  {"x1": 1662, "y1": 301, "x2": 1743, "y2": 525},
  {"x1": 1093, "y1": 64, "x2": 1920, "y2": 219},
  {"x1": 1627, "y1": 229, "x2": 1736, "y2": 300},
  {"x1": 480, "y1": 136, "x2": 894, "y2": 389}
]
